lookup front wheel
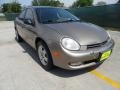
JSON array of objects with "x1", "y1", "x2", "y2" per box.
[{"x1": 37, "y1": 41, "x2": 54, "y2": 70}]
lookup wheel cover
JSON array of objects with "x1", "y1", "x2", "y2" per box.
[{"x1": 38, "y1": 45, "x2": 48, "y2": 66}]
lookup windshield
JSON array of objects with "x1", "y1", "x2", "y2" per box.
[{"x1": 36, "y1": 8, "x2": 80, "y2": 24}]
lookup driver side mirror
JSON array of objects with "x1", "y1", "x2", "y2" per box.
[{"x1": 24, "y1": 19, "x2": 34, "y2": 26}]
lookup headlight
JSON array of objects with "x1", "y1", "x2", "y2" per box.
[{"x1": 61, "y1": 38, "x2": 80, "y2": 51}]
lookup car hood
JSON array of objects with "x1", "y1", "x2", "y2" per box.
[{"x1": 45, "y1": 22, "x2": 108, "y2": 45}]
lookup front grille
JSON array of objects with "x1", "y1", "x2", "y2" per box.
[{"x1": 87, "y1": 40, "x2": 107, "y2": 49}]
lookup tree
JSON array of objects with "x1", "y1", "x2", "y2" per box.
[
  {"x1": 32, "y1": 0, "x2": 64, "y2": 7},
  {"x1": 96, "y1": 1, "x2": 106, "y2": 6},
  {"x1": 71, "y1": 0, "x2": 93, "y2": 8},
  {"x1": 10, "y1": 2, "x2": 21, "y2": 13},
  {"x1": 2, "y1": 3, "x2": 9, "y2": 12},
  {"x1": 2, "y1": 2, "x2": 21, "y2": 13},
  {"x1": 32, "y1": 0, "x2": 39, "y2": 6}
]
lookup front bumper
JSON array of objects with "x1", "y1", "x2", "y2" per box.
[{"x1": 52, "y1": 39, "x2": 115, "y2": 70}]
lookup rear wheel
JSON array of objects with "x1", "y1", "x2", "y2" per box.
[
  {"x1": 15, "y1": 30, "x2": 23, "y2": 42},
  {"x1": 37, "y1": 41, "x2": 54, "y2": 70}
]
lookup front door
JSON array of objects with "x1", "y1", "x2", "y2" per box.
[{"x1": 23, "y1": 8, "x2": 36, "y2": 47}]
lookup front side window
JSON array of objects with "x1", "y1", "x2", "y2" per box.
[
  {"x1": 25, "y1": 9, "x2": 34, "y2": 21},
  {"x1": 36, "y1": 8, "x2": 80, "y2": 24}
]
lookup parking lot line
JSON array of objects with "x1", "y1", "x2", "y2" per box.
[{"x1": 90, "y1": 70, "x2": 120, "y2": 89}]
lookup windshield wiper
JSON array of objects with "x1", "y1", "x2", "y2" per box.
[
  {"x1": 59, "y1": 19, "x2": 81, "y2": 23},
  {"x1": 42, "y1": 19, "x2": 81, "y2": 24},
  {"x1": 42, "y1": 19, "x2": 57, "y2": 24}
]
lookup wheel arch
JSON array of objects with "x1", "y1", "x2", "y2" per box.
[{"x1": 35, "y1": 37, "x2": 49, "y2": 50}]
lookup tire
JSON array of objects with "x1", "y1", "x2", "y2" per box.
[
  {"x1": 15, "y1": 30, "x2": 23, "y2": 42},
  {"x1": 37, "y1": 41, "x2": 54, "y2": 70}
]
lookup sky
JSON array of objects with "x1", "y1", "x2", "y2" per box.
[{"x1": 0, "y1": 0, "x2": 119, "y2": 7}]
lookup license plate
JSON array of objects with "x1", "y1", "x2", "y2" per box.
[{"x1": 100, "y1": 50, "x2": 111, "y2": 61}]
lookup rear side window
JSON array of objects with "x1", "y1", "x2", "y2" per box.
[
  {"x1": 19, "y1": 10, "x2": 26, "y2": 20},
  {"x1": 25, "y1": 9, "x2": 34, "y2": 21}
]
